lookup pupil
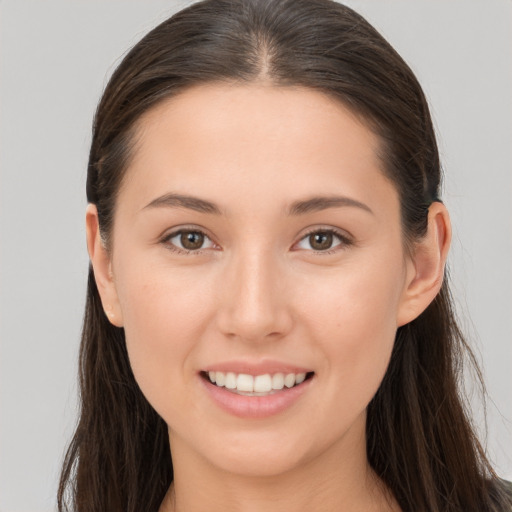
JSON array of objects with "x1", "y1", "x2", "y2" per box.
[
  {"x1": 181, "y1": 231, "x2": 204, "y2": 250},
  {"x1": 310, "y1": 232, "x2": 332, "y2": 250}
]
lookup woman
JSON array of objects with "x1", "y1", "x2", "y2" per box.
[{"x1": 58, "y1": 0, "x2": 512, "y2": 511}]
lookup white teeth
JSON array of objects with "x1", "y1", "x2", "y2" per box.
[
  {"x1": 206, "y1": 370, "x2": 310, "y2": 394},
  {"x1": 215, "y1": 371, "x2": 225, "y2": 387},
  {"x1": 254, "y1": 374, "x2": 272, "y2": 393},
  {"x1": 284, "y1": 373, "x2": 296, "y2": 388},
  {"x1": 295, "y1": 372, "x2": 306, "y2": 384},
  {"x1": 225, "y1": 372, "x2": 237, "y2": 389},
  {"x1": 236, "y1": 373, "x2": 254, "y2": 392},
  {"x1": 271, "y1": 373, "x2": 284, "y2": 390}
]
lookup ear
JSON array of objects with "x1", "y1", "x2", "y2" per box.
[
  {"x1": 85, "y1": 204, "x2": 124, "y2": 327},
  {"x1": 397, "y1": 202, "x2": 451, "y2": 327}
]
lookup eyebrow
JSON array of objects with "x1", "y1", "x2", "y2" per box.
[
  {"x1": 143, "y1": 193, "x2": 221, "y2": 214},
  {"x1": 142, "y1": 192, "x2": 373, "y2": 216},
  {"x1": 287, "y1": 196, "x2": 374, "y2": 216}
]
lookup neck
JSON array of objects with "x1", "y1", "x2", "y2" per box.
[{"x1": 159, "y1": 419, "x2": 400, "y2": 512}]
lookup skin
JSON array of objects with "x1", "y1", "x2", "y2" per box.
[{"x1": 87, "y1": 83, "x2": 451, "y2": 512}]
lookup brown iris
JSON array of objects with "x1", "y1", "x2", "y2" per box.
[
  {"x1": 180, "y1": 231, "x2": 205, "y2": 250},
  {"x1": 309, "y1": 231, "x2": 333, "y2": 250}
]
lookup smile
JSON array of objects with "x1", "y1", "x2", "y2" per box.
[{"x1": 205, "y1": 371, "x2": 311, "y2": 396}]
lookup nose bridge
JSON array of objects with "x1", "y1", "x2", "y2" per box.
[{"x1": 217, "y1": 242, "x2": 291, "y2": 341}]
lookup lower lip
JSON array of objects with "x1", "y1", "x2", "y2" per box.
[{"x1": 201, "y1": 375, "x2": 313, "y2": 419}]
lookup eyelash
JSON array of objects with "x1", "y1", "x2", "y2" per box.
[
  {"x1": 160, "y1": 227, "x2": 353, "y2": 255},
  {"x1": 160, "y1": 228, "x2": 217, "y2": 255},
  {"x1": 296, "y1": 227, "x2": 353, "y2": 255}
]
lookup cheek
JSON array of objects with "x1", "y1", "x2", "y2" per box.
[
  {"x1": 300, "y1": 258, "x2": 404, "y2": 402},
  {"x1": 114, "y1": 261, "x2": 214, "y2": 415}
]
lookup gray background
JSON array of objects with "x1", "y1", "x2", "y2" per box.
[{"x1": 0, "y1": 1, "x2": 510, "y2": 510}]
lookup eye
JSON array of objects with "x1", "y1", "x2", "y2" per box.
[
  {"x1": 295, "y1": 229, "x2": 351, "y2": 252},
  {"x1": 163, "y1": 229, "x2": 216, "y2": 253}
]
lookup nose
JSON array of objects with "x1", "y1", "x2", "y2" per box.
[{"x1": 215, "y1": 247, "x2": 293, "y2": 343}]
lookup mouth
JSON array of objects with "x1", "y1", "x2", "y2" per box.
[{"x1": 200, "y1": 370, "x2": 315, "y2": 396}]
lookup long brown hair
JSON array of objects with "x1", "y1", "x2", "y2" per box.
[{"x1": 58, "y1": 1, "x2": 512, "y2": 511}]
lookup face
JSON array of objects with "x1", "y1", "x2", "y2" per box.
[{"x1": 96, "y1": 84, "x2": 420, "y2": 477}]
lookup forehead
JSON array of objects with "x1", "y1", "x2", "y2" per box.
[{"x1": 120, "y1": 83, "x2": 397, "y2": 218}]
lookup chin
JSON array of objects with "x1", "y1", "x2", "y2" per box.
[
  {"x1": 186, "y1": 424, "x2": 337, "y2": 479},
  {"x1": 211, "y1": 445, "x2": 309, "y2": 478}
]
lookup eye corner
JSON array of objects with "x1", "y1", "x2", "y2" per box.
[
  {"x1": 292, "y1": 227, "x2": 354, "y2": 254},
  {"x1": 159, "y1": 226, "x2": 220, "y2": 255}
]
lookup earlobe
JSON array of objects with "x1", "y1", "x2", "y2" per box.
[
  {"x1": 397, "y1": 202, "x2": 451, "y2": 327},
  {"x1": 85, "y1": 204, "x2": 124, "y2": 327}
]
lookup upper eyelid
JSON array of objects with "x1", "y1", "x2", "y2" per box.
[
  {"x1": 159, "y1": 226, "x2": 218, "y2": 253},
  {"x1": 298, "y1": 226, "x2": 353, "y2": 242},
  {"x1": 158, "y1": 225, "x2": 353, "y2": 250},
  {"x1": 292, "y1": 228, "x2": 353, "y2": 255},
  {"x1": 160, "y1": 225, "x2": 214, "y2": 241}
]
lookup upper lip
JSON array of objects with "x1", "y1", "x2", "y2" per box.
[{"x1": 201, "y1": 359, "x2": 313, "y2": 376}]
